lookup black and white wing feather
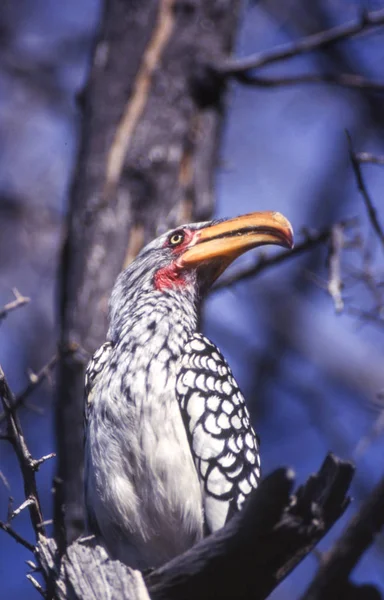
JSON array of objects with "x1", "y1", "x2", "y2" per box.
[{"x1": 176, "y1": 333, "x2": 261, "y2": 533}]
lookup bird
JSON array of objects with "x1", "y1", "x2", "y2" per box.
[{"x1": 84, "y1": 210, "x2": 293, "y2": 570}]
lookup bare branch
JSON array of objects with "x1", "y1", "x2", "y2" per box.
[
  {"x1": 37, "y1": 520, "x2": 54, "y2": 530},
  {"x1": 0, "y1": 353, "x2": 58, "y2": 425},
  {"x1": 0, "y1": 469, "x2": 10, "y2": 491},
  {"x1": 350, "y1": 253, "x2": 384, "y2": 311},
  {"x1": 327, "y1": 224, "x2": 345, "y2": 312},
  {"x1": 32, "y1": 453, "x2": 56, "y2": 472},
  {"x1": 347, "y1": 306, "x2": 384, "y2": 327},
  {"x1": 234, "y1": 72, "x2": 384, "y2": 91},
  {"x1": 302, "y1": 475, "x2": 384, "y2": 600},
  {"x1": 356, "y1": 152, "x2": 384, "y2": 166},
  {"x1": 220, "y1": 8, "x2": 384, "y2": 75},
  {"x1": 17, "y1": 355, "x2": 58, "y2": 406},
  {"x1": 26, "y1": 574, "x2": 47, "y2": 598},
  {"x1": 0, "y1": 364, "x2": 46, "y2": 539},
  {"x1": 0, "y1": 288, "x2": 30, "y2": 322},
  {"x1": 0, "y1": 520, "x2": 35, "y2": 552},
  {"x1": 347, "y1": 133, "x2": 384, "y2": 250},
  {"x1": 26, "y1": 559, "x2": 39, "y2": 571},
  {"x1": 354, "y1": 408, "x2": 384, "y2": 458},
  {"x1": 212, "y1": 220, "x2": 357, "y2": 292},
  {"x1": 10, "y1": 497, "x2": 35, "y2": 520}
]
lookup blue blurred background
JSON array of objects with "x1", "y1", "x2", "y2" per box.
[{"x1": 0, "y1": 0, "x2": 384, "y2": 597}]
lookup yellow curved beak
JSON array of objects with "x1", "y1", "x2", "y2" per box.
[{"x1": 179, "y1": 211, "x2": 293, "y2": 278}]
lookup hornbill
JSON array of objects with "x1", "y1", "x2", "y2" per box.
[{"x1": 84, "y1": 211, "x2": 293, "y2": 569}]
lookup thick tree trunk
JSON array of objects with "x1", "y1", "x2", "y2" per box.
[{"x1": 56, "y1": 0, "x2": 242, "y2": 545}]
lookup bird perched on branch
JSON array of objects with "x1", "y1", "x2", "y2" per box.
[{"x1": 84, "y1": 211, "x2": 293, "y2": 569}]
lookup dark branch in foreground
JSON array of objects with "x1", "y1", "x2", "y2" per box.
[
  {"x1": 219, "y1": 8, "x2": 384, "y2": 76},
  {"x1": 212, "y1": 220, "x2": 357, "y2": 292},
  {"x1": 302, "y1": 475, "x2": 384, "y2": 600},
  {"x1": 146, "y1": 454, "x2": 354, "y2": 600},
  {"x1": 36, "y1": 454, "x2": 354, "y2": 600},
  {"x1": 347, "y1": 133, "x2": 384, "y2": 250}
]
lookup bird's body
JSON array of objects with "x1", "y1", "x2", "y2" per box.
[
  {"x1": 85, "y1": 288, "x2": 204, "y2": 567},
  {"x1": 84, "y1": 212, "x2": 293, "y2": 569}
]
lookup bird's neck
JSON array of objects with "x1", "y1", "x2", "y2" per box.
[
  {"x1": 108, "y1": 287, "x2": 199, "y2": 354},
  {"x1": 106, "y1": 287, "x2": 199, "y2": 414}
]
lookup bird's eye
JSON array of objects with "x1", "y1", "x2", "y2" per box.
[{"x1": 168, "y1": 231, "x2": 185, "y2": 246}]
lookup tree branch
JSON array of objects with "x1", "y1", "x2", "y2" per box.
[
  {"x1": 0, "y1": 354, "x2": 58, "y2": 425},
  {"x1": 219, "y1": 8, "x2": 384, "y2": 76},
  {"x1": 0, "y1": 288, "x2": 30, "y2": 322},
  {"x1": 347, "y1": 133, "x2": 384, "y2": 250},
  {"x1": 26, "y1": 574, "x2": 47, "y2": 598},
  {"x1": 212, "y1": 220, "x2": 357, "y2": 292},
  {"x1": 356, "y1": 152, "x2": 384, "y2": 166},
  {"x1": 146, "y1": 454, "x2": 354, "y2": 600},
  {"x1": 0, "y1": 520, "x2": 35, "y2": 551},
  {"x1": 327, "y1": 224, "x2": 345, "y2": 312},
  {"x1": 302, "y1": 475, "x2": 384, "y2": 600},
  {"x1": 234, "y1": 72, "x2": 384, "y2": 91},
  {"x1": 0, "y1": 365, "x2": 45, "y2": 540}
]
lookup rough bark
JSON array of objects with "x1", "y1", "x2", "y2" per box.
[
  {"x1": 38, "y1": 454, "x2": 354, "y2": 599},
  {"x1": 56, "y1": 0, "x2": 242, "y2": 545},
  {"x1": 146, "y1": 453, "x2": 354, "y2": 600}
]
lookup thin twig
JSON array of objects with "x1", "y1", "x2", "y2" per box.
[
  {"x1": 212, "y1": 220, "x2": 357, "y2": 292},
  {"x1": 343, "y1": 247, "x2": 384, "y2": 311},
  {"x1": 36, "y1": 519, "x2": 53, "y2": 530},
  {"x1": 26, "y1": 559, "x2": 39, "y2": 571},
  {"x1": 0, "y1": 289, "x2": 30, "y2": 322},
  {"x1": 354, "y1": 409, "x2": 384, "y2": 458},
  {"x1": 10, "y1": 497, "x2": 35, "y2": 520},
  {"x1": 0, "y1": 469, "x2": 10, "y2": 491},
  {"x1": 235, "y1": 72, "x2": 384, "y2": 91},
  {"x1": 327, "y1": 224, "x2": 345, "y2": 313},
  {"x1": 32, "y1": 453, "x2": 56, "y2": 471},
  {"x1": 355, "y1": 152, "x2": 384, "y2": 166},
  {"x1": 17, "y1": 355, "x2": 58, "y2": 406},
  {"x1": 0, "y1": 354, "x2": 58, "y2": 424},
  {"x1": 0, "y1": 520, "x2": 35, "y2": 551},
  {"x1": 0, "y1": 364, "x2": 46, "y2": 539},
  {"x1": 347, "y1": 133, "x2": 384, "y2": 250},
  {"x1": 26, "y1": 574, "x2": 47, "y2": 598},
  {"x1": 347, "y1": 306, "x2": 384, "y2": 327},
  {"x1": 220, "y1": 8, "x2": 384, "y2": 75}
]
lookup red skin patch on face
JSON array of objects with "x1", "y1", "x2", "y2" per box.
[
  {"x1": 154, "y1": 263, "x2": 187, "y2": 291},
  {"x1": 154, "y1": 229, "x2": 198, "y2": 291}
]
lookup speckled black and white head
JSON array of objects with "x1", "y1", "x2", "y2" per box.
[{"x1": 109, "y1": 211, "x2": 293, "y2": 336}]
